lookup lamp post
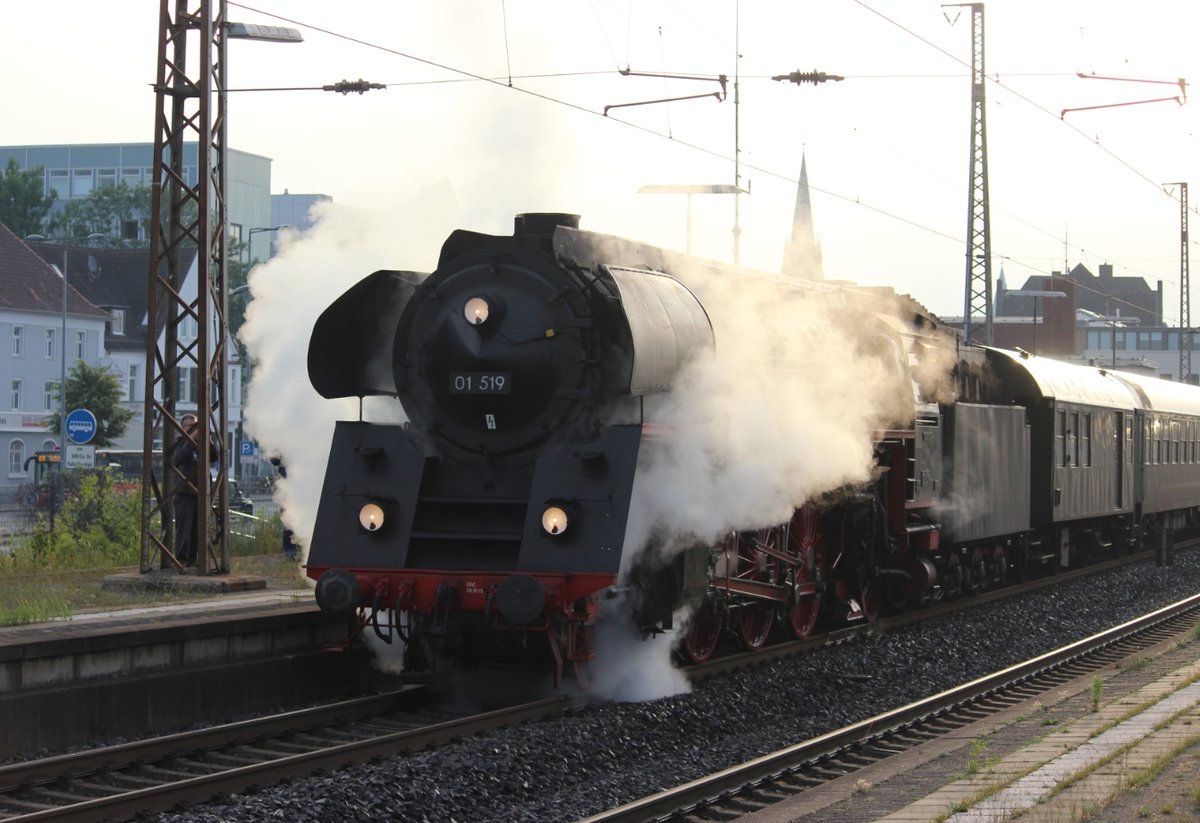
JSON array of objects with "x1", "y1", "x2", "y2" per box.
[
  {"x1": 26, "y1": 233, "x2": 106, "y2": 444},
  {"x1": 245, "y1": 225, "x2": 292, "y2": 266},
  {"x1": 637, "y1": 185, "x2": 740, "y2": 255},
  {"x1": 1022, "y1": 290, "x2": 1066, "y2": 355}
]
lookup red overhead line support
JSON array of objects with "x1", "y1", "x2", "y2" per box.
[
  {"x1": 604, "y1": 69, "x2": 728, "y2": 116},
  {"x1": 1061, "y1": 73, "x2": 1187, "y2": 118}
]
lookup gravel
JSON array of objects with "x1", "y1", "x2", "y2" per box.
[{"x1": 146, "y1": 553, "x2": 1200, "y2": 823}]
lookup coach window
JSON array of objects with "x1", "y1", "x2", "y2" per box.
[
  {"x1": 1069, "y1": 411, "x2": 1080, "y2": 466},
  {"x1": 1057, "y1": 410, "x2": 1067, "y2": 467},
  {"x1": 1082, "y1": 413, "x2": 1092, "y2": 466}
]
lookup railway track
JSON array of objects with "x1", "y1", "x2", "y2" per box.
[
  {"x1": 0, "y1": 545, "x2": 1186, "y2": 822},
  {"x1": 578, "y1": 590, "x2": 1200, "y2": 823},
  {"x1": 0, "y1": 687, "x2": 578, "y2": 822}
]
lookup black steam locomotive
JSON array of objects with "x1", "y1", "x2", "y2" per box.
[{"x1": 305, "y1": 213, "x2": 1200, "y2": 685}]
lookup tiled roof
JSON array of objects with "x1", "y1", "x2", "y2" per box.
[
  {"x1": 0, "y1": 222, "x2": 109, "y2": 318},
  {"x1": 33, "y1": 244, "x2": 149, "y2": 353}
]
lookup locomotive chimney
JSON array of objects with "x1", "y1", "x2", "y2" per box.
[{"x1": 514, "y1": 213, "x2": 581, "y2": 237}]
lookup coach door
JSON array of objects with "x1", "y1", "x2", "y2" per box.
[{"x1": 1116, "y1": 412, "x2": 1125, "y2": 508}]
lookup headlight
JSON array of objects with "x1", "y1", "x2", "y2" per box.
[
  {"x1": 359, "y1": 502, "x2": 386, "y2": 532},
  {"x1": 541, "y1": 505, "x2": 570, "y2": 536},
  {"x1": 464, "y1": 296, "x2": 490, "y2": 326}
]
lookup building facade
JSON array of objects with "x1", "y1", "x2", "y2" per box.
[
  {"x1": 0, "y1": 142, "x2": 272, "y2": 250},
  {"x1": 0, "y1": 225, "x2": 109, "y2": 491}
]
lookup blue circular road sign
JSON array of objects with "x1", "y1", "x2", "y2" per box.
[{"x1": 65, "y1": 408, "x2": 98, "y2": 445}]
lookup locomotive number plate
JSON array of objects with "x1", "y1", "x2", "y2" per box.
[{"x1": 450, "y1": 372, "x2": 511, "y2": 394}]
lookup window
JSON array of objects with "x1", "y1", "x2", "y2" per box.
[
  {"x1": 72, "y1": 169, "x2": 95, "y2": 198},
  {"x1": 1082, "y1": 413, "x2": 1092, "y2": 467},
  {"x1": 11, "y1": 379, "x2": 21, "y2": 411},
  {"x1": 8, "y1": 441, "x2": 25, "y2": 477},
  {"x1": 179, "y1": 366, "x2": 195, "y2": 403},
  {"x1": 180, "y1": 314, "x2": 197, "y2": 340},
  {"x1": 41, "y1": 439, "x2": 56, "y2": 452},
  {"x1": 127, "y1": 363, "x2": 139, "y2": 402},
  {"x1": 111, "y1": 309, "x2": 125, "y2": 336},
  {"x1": 97, "y1": 168, "x2": 117, "y2": 189},
  {"x1": 1057, "y1": 410, "x2": 1067, "y2": 467},
  {"x1": 45, "y1": 328, "x2": 55, "y2": 359},
  {"x1": 48, "y1": 169, "x2": 68, "y2": 199},
  {"x1": 43, "y1": 381, "x2": 56, "y2": 412},
  {"x1": 231, "y1": 366, "x2": 242, "y2": 407},
  {"x1": 12, "y1": 325, "x2": 22, "y2": 357},
  {"x1": 76, "y1": 330, "x2": 84, "y2": 359},
  {"x1": 121, "y1": 167, "x2": 141, "y2": 187},
  {"x1": 1069, "y1": 411, "x2": 1079, "y2": 466}
]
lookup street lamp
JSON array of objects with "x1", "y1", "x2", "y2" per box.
[
  {"x1": 637, "y1": 185, "x2": 740, "y2": 255},
  {"x1": 1022, "y1": 290, "x2": 1067, "y2": 355},
  {"x1": 26, "y1": 232, "x2": 106, "y2": 444},
  {"x1": 245, "y1": 225, "x2": 292, "y2": 266}
]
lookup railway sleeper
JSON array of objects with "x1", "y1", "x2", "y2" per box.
[
  {"x1": 778, "y1": 772, "x2": 825, "y2": 788},
  {"x1": 28, "y1": 788, "x2": 93, "y2": 804},
  {"x1": 0, "y1": 797, "x2": 58, "y2": 814},
  {"x1": 170, "y1": 757, "x2": 228, "y2": 774},
  {"x1": 831, "y1": 752, "x2": 876, "y2": 767},
  {"x1": 103, "y1": 773, "x2": 164, "y2": 789},
  {"x1": 64, "y1": 779, "x2": 123, "y2": 797}
]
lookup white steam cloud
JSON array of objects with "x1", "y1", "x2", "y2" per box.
[
  {"x1": 589, "y1": 266, "x2": 933, "y2": 703},
  {"x1": 240, "y1": 194, "x2": 943, "y2": 704},
  {"x1": 239, "y1": 186, "x2": 462, "y2": 559},
  {"x1": 626, "y1": 269, "x2": 917, "y2": 561}
]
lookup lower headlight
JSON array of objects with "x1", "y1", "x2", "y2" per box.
[
  {"x1": 359, "y1": 502, "x2": 386, "y2": 532},
  {"x1": 541, "y1": 505, "x2": 570, "y2": 536}
]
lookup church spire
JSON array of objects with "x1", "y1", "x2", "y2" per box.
[{"x1": 781, "y1": 153, "x2": 823, "y2": 279}]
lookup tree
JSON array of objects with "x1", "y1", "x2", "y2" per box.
[
  {"x1": 49, "y1": 181, "x2": 202, "y2": 248},
  {"x1": 45, "y1": 361, "x2": 134, "y2": 448},
  {"x1": 0, "y1": 157, "x2": 56, "y2": 238},
  {"x1": 50, "y1": 182, "x2": 151, "y2": 247}
]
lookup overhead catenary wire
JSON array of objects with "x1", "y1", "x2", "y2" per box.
[{"x1": 226, "y1": 1, "x2": 1180, "y2": 322}]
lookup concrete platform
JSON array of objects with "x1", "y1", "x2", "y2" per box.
[
  {"x1": 100, "y1": 568, "x2": 268, "y2": 593},
  {"x1": 0, "y1": 589, "x2": 374, "y2": 759},
  {"x1": 739, "y1": 619, "x2": 1200, "y2": 822}
]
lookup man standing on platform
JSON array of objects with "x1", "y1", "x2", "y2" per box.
[{"x1": 173, "y1": 414, "x2": 201, "y2": 567}]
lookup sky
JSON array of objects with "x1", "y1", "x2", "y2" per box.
[{"x1": 5, "y1": 0, "x2": 1200, "y2": 322}]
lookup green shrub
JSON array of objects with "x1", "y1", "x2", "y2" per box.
[{"x1": 3, "y1": 474, "x2": 141, "y2": 574}]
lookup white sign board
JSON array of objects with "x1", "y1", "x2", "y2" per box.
[{"x1": 64, "y1": 445, "x2": 95, "y2": 469}]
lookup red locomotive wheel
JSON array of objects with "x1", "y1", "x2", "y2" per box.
[
  {"x1": 787, "y1": 503, "x2": 823, "y2": 639},
  {"x1": 681, "y1": 597, "x2": 722, "y2": 663},
  {"x1": 736, "y1": 528, "x2": 779, "y2": 650},
  {"x1": 860, "y1": 579, "x2": 882, "y2": 624},
  {"x1": 737, "y1": 604, "x2": 774, "y2": 650}
]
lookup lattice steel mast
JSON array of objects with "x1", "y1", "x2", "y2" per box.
[
  {"x1": 947, "y1": 3, "x2": 992, "y2": 345},
  {"x1": 141, "y1": 0, "x2": 230, "y2": 574},
  {"x1": 1175, "y1": 182, "x2": 1191, "y2": 381}
]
